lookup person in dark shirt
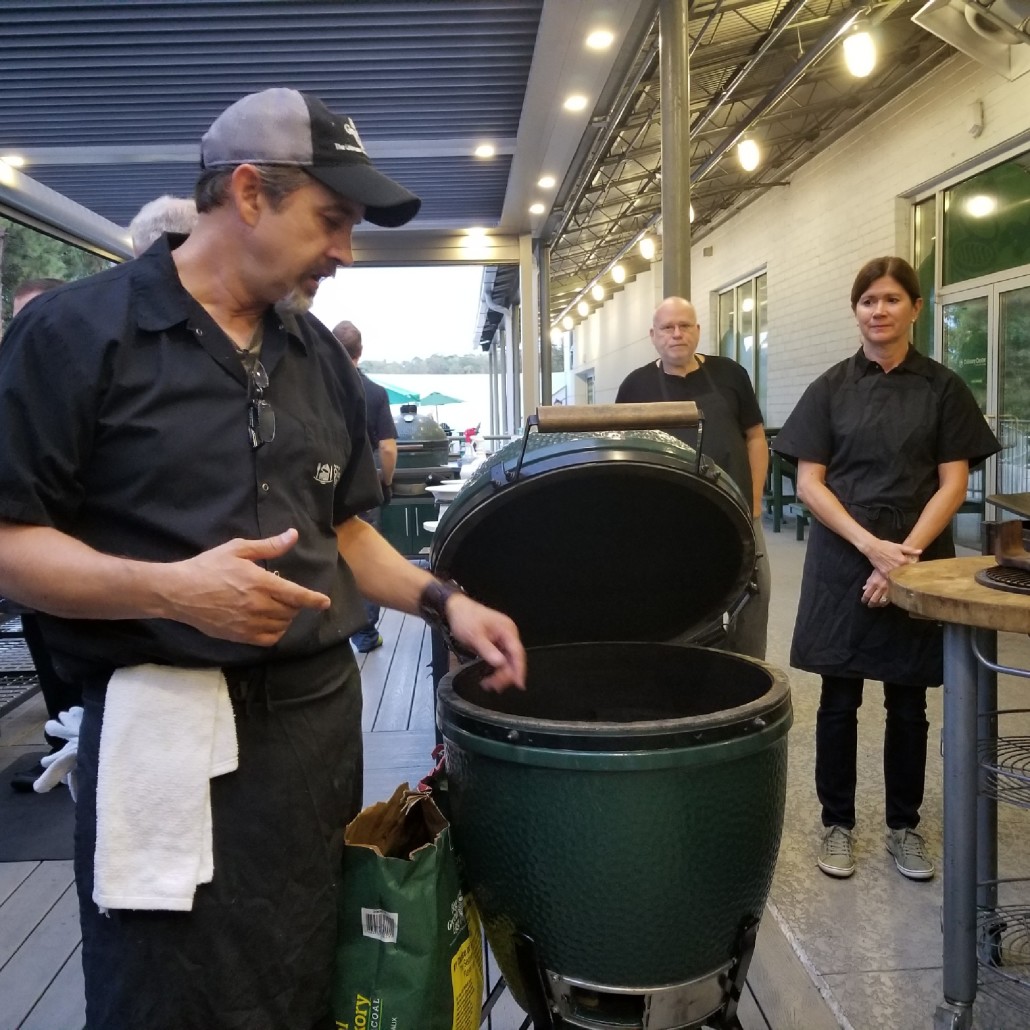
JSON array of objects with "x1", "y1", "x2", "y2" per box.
[
  {"x1": 333, "y1": 319, "x2": 398, "y2": 652},
  {"x1": 616, "y1": 295, "x2": 770, "y2": 659},
  {"x1": 4, "y1": 277, "x2": 84, "y2": 793},
  {"x1": 774, "y1": 256, "x2": 1000, "y2": 883},
  {"x1": 0, "y1": 87, "x2": 525, "y2": 1030}
]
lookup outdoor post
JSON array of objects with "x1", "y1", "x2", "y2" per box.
[
  {"x1": 519, "y1": 233, "x2": 539, "y2": 422},
  {"x1": 537, "y1": 239, "x2": 552, "y2": 405},
  {"x1": 660, "y1": 0, "x2": 692, "y2": 298}
]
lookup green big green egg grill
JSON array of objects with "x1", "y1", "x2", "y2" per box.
[{"x1": 431, "y1": 403, "x2": 792, "y2": 1030}]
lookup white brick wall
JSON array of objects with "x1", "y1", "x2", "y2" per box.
[{"x1": 570, "y1": 52, "x2": 1030, "y2": 426}]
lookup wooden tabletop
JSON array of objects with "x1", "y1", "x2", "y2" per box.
[{"x1": 889, "y1": 556, "x2": 1030, "y2": 634}]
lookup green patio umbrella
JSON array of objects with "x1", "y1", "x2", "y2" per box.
[
  {"x1": 418, "y1": 390, "x2": 463, "y2": 421},
  {"x1": 369, "y1": 378, "x2": 420, "y2": 405}
]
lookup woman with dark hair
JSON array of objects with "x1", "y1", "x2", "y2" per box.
[{"x1": 774, "y1": 256, "x2": 1000, "y2": 881}]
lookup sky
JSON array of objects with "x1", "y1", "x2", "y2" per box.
[{"x1": 309, "y1": 264, "x2": 485, "y2": 363}]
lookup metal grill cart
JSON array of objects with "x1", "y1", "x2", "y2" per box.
[
  {"x1": 890, "y1": 534, "x2": 1030, "y2": 1030},
  {"x1": 431, "y1": 404, "x2": 793, "y2": 1030}
]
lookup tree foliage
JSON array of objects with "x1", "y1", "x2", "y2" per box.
[
  {"x1": 1, "y1": 217, "x2": 111, "y2": 325},
  {"x1": 363, "y1": 342, "x2": 564, "y2": 374}
]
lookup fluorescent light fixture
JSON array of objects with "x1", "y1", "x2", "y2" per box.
[
  {"x1": 577, "y1": 301, "x2": 590, "y2": 317},
  {"x1": 550, "y1": 327, "x2": 563, "y2": 346},
  {"x1": 591, "y1": 284, "x2": 605, "y2": 302},
  {"x1": 639, "y1": 236, "x2": 656, "y2": 261},
  {"x1": 742, "y1": 297, "x2": 755, "y2": 313},
  {"x1": 562, "y1": 316, "x2": 575, "y2": 331},
  {"x1": 1, "y1": 154, "x2": 25, "y2": 167},
  {"x1": 474, "y1": 143, "x2": 496, "y2": 159},
  {"x1": 529, "y1": 202, "x2": 545, "y2": 215},
  {"x1": 843, "y1": 25, "x2": 877, "y2": 77},
  {"x1": 689, "y1": 204, "x2": 695, "y2": 223},
  {"x1": 612, "y1": 264, "x2": 626, "y2": 284},
  {"x1": 0, "y1": 162, "x2": 16, "y2": 187},
  {"x1": 737, "y1": 138, "x2": 761, "y2": 172},
  {"x1": 563, "y1": 94, "x2": 588, "y2": 112},
  {"x1": 586, "y1": 29, "x2": 614, "y2": 50},
  {"x1": 537, "y1": 175, "x2": 556, "y2": 189},
  {"x1": 965, "y1": 193, "x2": 997, "y2": 217}
]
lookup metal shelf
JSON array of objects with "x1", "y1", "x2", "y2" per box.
[
  {"x1": 980, "y1": 733, "x2": 1030, "y2": 809},
  {"x1": 978, "y1": 904, "x2": 1030, "y2": 1013}
]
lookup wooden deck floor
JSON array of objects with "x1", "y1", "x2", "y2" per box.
[{"x1": 0, "y1": 612, "x2": 800, "y2": 1030}]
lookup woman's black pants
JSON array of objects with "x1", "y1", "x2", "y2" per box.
[{"x1": 815, "y1": 675, "x2": 929, "y2": 830}]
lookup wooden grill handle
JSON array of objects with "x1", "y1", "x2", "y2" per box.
[{"x1": 535, "y1": 402, "x2": 699, "y2": 433}]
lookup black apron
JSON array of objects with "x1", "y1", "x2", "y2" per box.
[
  {"x1": 791, "y1": 501, "x2": 950, "y2": 685},
  {"x1": 657, "y1": 358, "x2": 752, "y2": 509}
]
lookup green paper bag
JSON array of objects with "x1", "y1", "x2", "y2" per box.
[{"x1": 333, "y1": 783, "x2": 483, "y2": 1030}]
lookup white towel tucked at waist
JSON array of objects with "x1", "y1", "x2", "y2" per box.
[{"x1": 93, "y1": 664, "x2": 238, "y2": 912}]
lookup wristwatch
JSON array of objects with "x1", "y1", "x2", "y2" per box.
[
  {"x1": 418, "y1": 578, "x2": 463, "y2": 632},
  {"x1": 418, "y1": 578, "x2": 477, "y2": 660}
]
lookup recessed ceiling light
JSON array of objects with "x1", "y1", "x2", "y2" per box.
[
  {"x1": 639, "y1": 236, "x2": 656, "y2": 261},
  {"x1": 563, "y1": 94, "x2": 588, "y2": 112},
  {"x1": 591, "y1": 284, "x2": 605, "y2": 301},
  {"x1": 577, "y1": 301, "x2": 590, "y2": 317},
  {"x1": 537, "y1": 175, "x2": 556, "y2": 189},
  {"x1": 550, "y1": 327, "x2": 563, "y2": 346},
  {"x1": 529, "y1": 202, "x2": 545, "y2": 215},
  {"x1": 474, "y1": 143, "x2": 496, "y2": 159},
  {"x1": 562, "y1": 316, "x2": 575, "y2": 331},
  {"x1": 612, "y1": 264, "x2": 626, "y2": 284},
  {"x1": 586, "y1": 29, "x2": 614, "y2": 50}
]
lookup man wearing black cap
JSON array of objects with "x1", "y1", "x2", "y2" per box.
[{"x1": 0, "y1": 88, "x2": 525, "y2": 1030}]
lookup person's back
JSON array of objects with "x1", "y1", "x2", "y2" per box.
[{"x1": 332, "y1": 319, "x2": 398, "y2": 652}]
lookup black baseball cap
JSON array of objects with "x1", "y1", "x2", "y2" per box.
[{"x1": 200, "y1": 88, "x2": 421, "y2": 228}]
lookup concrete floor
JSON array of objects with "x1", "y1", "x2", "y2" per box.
[{"x1": 761, "y1": 519, "x2": 1030, "y2": 1030}]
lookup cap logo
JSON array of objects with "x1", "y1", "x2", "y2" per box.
[{"x1": 334, "y1": 117, "x2": 367, "y2": 155}]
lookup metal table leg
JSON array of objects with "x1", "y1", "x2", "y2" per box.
[
  {"x1": 976, "y1": 630, "x2": 1000, "y2": 967},
  {"x1": 937, "y1": 623, "x2": 981, "y2": 1029}
]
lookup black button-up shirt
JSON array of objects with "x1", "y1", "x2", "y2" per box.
[{"x1": 0, "y1": 236, "x2": 380, "y2": 677}]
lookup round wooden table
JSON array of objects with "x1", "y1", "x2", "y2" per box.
[{"x1": 890, "y1": 557, "x2": 1030, "y2": 1029}]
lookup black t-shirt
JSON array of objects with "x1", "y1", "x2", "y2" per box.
[
  {"x1": 773, "y1": 347, "x2": 1000, "y2": 511},
  {"x1": 358, "y1": 371, "x2": 397, "y2": 450},
  {"x1": 616, "y1": 355, "x2": 763, "y2": 502},
  {"x1": 0, "y1": 236, "x2": 381, "y2": 677}
]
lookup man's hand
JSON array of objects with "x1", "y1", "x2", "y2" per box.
[
  {"x1": 163, "y1": 529, "x2": 330, "y2": 646},
  {"x1": 380, "y1": 480, "x2": 393, "y2": 505},
  {"x1": 444, "y1": 593, "x2": 526, "y2": 692}
]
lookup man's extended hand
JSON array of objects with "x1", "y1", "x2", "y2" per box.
[
  {"x1": 164, "y1": 529, "x2": 330, "y2": 646},
  {"x1": 444, "y1": 593, "x2": 526, "y2": 692}
]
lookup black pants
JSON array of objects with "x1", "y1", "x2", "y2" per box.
[
  {"x1": 76, "y1": 655, "x2": 363, "y2": 1030},
  {"x1": 815, "y1": 675, "x2": 929, "y2": 830},
  {"x1": 21, "y1": 613, "x2": 82, "y2": 750}
]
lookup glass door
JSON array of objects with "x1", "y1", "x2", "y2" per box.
[
  {"x1": 996, "y1": 276, "x2": 1030, "y2": 495},
  {"x1": 940, "y1": 289, "x2": 992, "y2": 522}
]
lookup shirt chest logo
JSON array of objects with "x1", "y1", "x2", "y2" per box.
[{"x1": 314, "y1": 463, "x2": 341, "y2": 486}]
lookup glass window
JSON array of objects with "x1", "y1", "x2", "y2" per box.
[
  {"x1": 1, "y1": 215, "x2": 111, "y2": 330},
  {"x1": 912, "y1": 197, "x2": 936, "y2": 355},
  {"x1": 942, "y1": 153, "x2": 1030, "y2": 287},
  {"x1": 718, "y1": 291, "x2": 734, "y2": 359},
  {"x1": 716, "y1": 270, "x2": 767, "y2": 417}
]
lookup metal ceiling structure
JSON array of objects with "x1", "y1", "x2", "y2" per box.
[
  {"x1": 544, "y1": 0, "x2": 959, "y2": 324},
  {"x1": 0, "y1": 0, "x2": 1017, "y2": 339}
]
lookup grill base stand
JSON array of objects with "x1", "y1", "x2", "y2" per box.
[{"x1": 511, "y1": 918, "x2": 759, "y2": 1030}]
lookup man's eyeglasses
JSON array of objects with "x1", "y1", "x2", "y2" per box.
[
  {"x1": 246, "y1": 360, "x2": 276, "y2": 449},
  {"x1": 656, "y1": 321, "x2": 698, "y2": 333}
]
